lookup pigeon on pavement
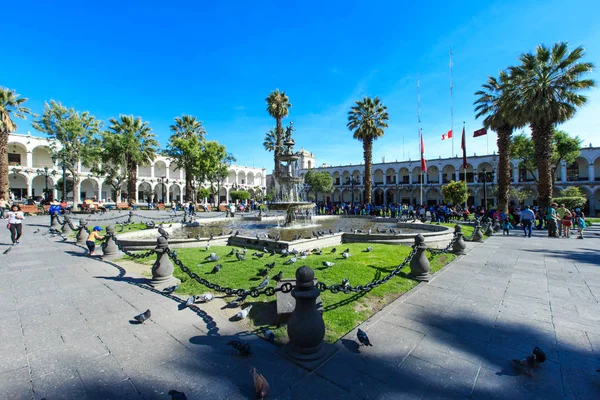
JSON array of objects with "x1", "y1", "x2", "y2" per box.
[
  {"x1": 253, "y1": 368, "x2": 270, "y2": 399},
  {"x1": 33, "y1": 229, "x2": 40, "y2": 234},
  {"x1": 261, "y1": 327, "x2": 275, "y2": 343},
  {"x1": 512, "y1": 346, "x2": 546, "y2": 377},
  {"x1": 134, "y1": 309, "x2": 151, "y2": 324},
  {"x1": 3, "y1": 247, "x2": 12, "y2": 255},
  {"x1": 357, "y1": 328, "x2": 372, "y2": 346},
  {"x1": 235, "y1": 305, "x2": 253, "y2": 319},
  {"x1": 185, "y1": 296, "x2": 195, "y2": 308},
  {"x1": 164, "y1": 285, "x2": 179, "y2": 294},
  {"x1": 168, "y1": 390, "x2": 188, "y2": 400},
  {"x1": 229, "y1": 294, "x2": 247, "y2": 307},
  {"x1": 196, "y1": 293, "x2": 214, "y2": 302},
  {"x1": 227, "y1": 340, "x2": 251, "y2": 356}
]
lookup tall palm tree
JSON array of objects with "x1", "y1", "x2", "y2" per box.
[
  {"x1": 265, "y1": 89, "x2": 291, "y2": 178},
  {"x1": 508, "y1": 42, "x2": 595, "y2": 208},
  {"x1": 347, "y1": 96, "x2": 389, "y2": 204},
  {"x1": 108, "y1": 115, "x2": 159, "y2": 203},
  {"x1": 263, "y1": 129, "x2": 279, "y2": 174},
  {"x1": 0, "y1": 87, "x2": 31, "y2": 201},
  {"x1": 169, "y1": 115, "x2": 206, "y2": 201},
  {"x1": 474, "y1": 72, "x2": 515, "y2": 213}
]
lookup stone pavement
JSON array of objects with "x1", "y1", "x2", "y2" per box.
[{"x1": 1, "y1": 214, "x2": 599, "y2": 399}]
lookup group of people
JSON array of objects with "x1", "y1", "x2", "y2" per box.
[{"x1": 544, "y1": 203, "x2": 587, "y2": 239}]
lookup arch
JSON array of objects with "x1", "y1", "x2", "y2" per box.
[
  {"x1": 8, "y1": 172, "x2": 28, "y2": 200},
  {"x1": 398, "y1": 167, "x2": 410, "y2": 184},
  {"x1": 154, "y1": 160, "x2": 168, "y2": 179},
  {"x1": 153, "y1": 183, "x2": 168, "y2": 202},
  {"x1": 169, "y1": 184, "x2": 182, "y2": 202},
  {"x1": 441, "y1": 164, "x2": 456, "y2": 183},
  {"x1": 592, "y1": 188, "x2": 600, "y2": 217},
  {"x1": 373, "y1": 188, "x2": 384, "y2": 206},
  {"x1": 237, "y1": 171, "x2": 246, "y2": 185},
  {"x1": 341, "y1": 170, "x2": 350, "y2": 184},
  {"x1": 219, "y1": 186, "x2": 228, "y2": 203},
  {"x1": 385, "y1": 168, "x2": 396, "y2": 184},
  {"x1": 31, "y1": 145, "x2": 54, "y2": 168},
  {"x1": 247, "y1": 171, "x2": 255, "y2": 186},
  {"x1": 7, "y1": 142, "x2": 28, "y2": 167},
  {"x1": 385, "y1": 188, "x2": 395, "y2": 204},
  {"x1": 169, "y1": 163, "x2": 180, "y2": 180},
  {"x1": 255, "y1": 173, "x2": 263, "y2": 186},
  {"x1": 80, "y1": 178, "x2": 99, "y2": 200},
  {"x1": 227, "y1": 170, "x2": 236, "y2": 184},
  {"x1": 100, "y1": 181, "x2": 115, "y2": 202},
  {"x1": 398, "y1": 189, "x2": 411, "y2": 205},
  {"x1": 352, "y1": 170, "x2": 361, "y2": 182},
  {"x1": 427, "y1": 165, "x2": 440, "y2": 184},
  {"x1": 567, "y1": 157, "x2": 589, "y2": 182},
  {"x1": 411, "y1": 167, "x2": 423, "y2": 184},
  {"x1": 137, "y1": 182, "x2": 152, "y2": 203},
  {"x1": 373, "y1": 169, "x2": 384, "y2": 185},
  {"x1": 32, "y1": 175, "x2": 54, "y2": 200},
  {"x1": 426, "y1": 187, "x2": 442, "y2": 205},
  {"x1": 332, "y1": 188, "x2": 342, "y2": 203},
  {"x1": 333, "y1": 171, "x2": 341, "y2": 186}
]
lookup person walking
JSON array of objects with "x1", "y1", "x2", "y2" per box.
[
  {"x1": 520, "y1": 205, "x2": 535, "y2": 238},
  {"x1": 5, "y1": 204, "x2": 25, "y2": 245},
  {"x1": 546, "y1": 203, "x2": 559, "y2": 237},
  {"x1": 0, "y1": 197, "x2": 7, "y2": 218},
  {"x1": 556, "y1": 204, "x2": 567, "y2": 237},
  {"x1": 562, "y1": 209, "x2": 573, "y2": 238},
  {"x1": 501, "y1": 219, "x2": 514, "y2": 235},
  {"x1": 86, "y1": 226, "x2": 105, "y2": 256}
]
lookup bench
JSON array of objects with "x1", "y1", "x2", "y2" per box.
[
  {"x1": 157, "y1": 204, "x2": 165, "y2": 211},
  {"x1": 219, "y1": 204, "x2": 228, "y2": 212},
  {"x1": 21, "y1": 205, "x2": 43, "y2": 216},
  {"x1": 43, "y1": 205, "x2": 51, "y2": 214},
  {"x1": 116, "y1": 202, "x2": 130, "y2": 210}
]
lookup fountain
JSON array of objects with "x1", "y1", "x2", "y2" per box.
[{"x1": 268, "y1": 123, "x2": 315, "y2": 226}]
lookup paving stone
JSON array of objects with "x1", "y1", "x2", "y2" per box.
[
  {"x1": 31, "y1": 367, "x2": 87, "y2": 399},
  {"x1": 0, "y1": 366, "x2": 34, "y2": 399}
]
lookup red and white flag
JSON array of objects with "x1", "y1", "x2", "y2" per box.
[
  {"x1": 441, "y1": 130, "x2": 453, "y2": 140},
  {"x1": 420, "y1": 130, "x2": 427, "y2": 172},
  {"x1": 473, "y1": 128, "x2": 487, "y2": 137}
]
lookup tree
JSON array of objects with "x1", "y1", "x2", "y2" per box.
[
  {"x1": 491, "y1": 186, "x2": 533, "y2": 205},
  {"x1": 508, "y1": 42, "x2": 595, "y2": 208},
  {"x1": 32, "y1": 100, "x2": 101, "y2": 208},
  {"x1": 166, "y1": 115, "x2": 206, "y2": 201},
  {"x1": 197, "y1": 187, "x2": 211, "y2": 202},
  {"x1": 91, "y1": 130, "x2": 128, "y2": 201},
  {"x1": 554, "y1": 187, "x2": 588, "y2": 211},
  {"x1": 55, "y1": 177, "x2": 74, "y2": 197},
  {"x1": 197, "y1": 141, "x2": 234, "y2": 206},
  {"x1": 263, "y1": 129, "x2": 280, "y2": 175},
  {"x1": 347, "y1": 96, "x2": 389, "y2": 204},
  {"x1": 304, "y1": 169, "x2": 333, "y2": 201},
  {"x1": 511, "y1": 130, "x2": 582, "y2": 182},
  {"x1": 266, "y1": 89, "x2": 291, "y2": 178},
  {"x1": 106, "y1": 115, "x2": 159, "y2": 203},
  {"x1": 230, "y1": 190, "x2": 250, "y2": 202},
  {"x1": 0, "y1": 87, "x2": 31, "y2": 201},
  {"x1": 442, "y1": 180, "x2": 469, "y2": 206},
  {"x1": 474, "y1": 72, "x2": 514, "y2": 214}
]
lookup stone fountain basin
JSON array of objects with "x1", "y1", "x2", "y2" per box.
[
  {"x1": 267, "y1": 202, "x2": 315, "y2": 211},
  {"x1": 115, "y1": 223, "x2": 229, "y2": 250}
]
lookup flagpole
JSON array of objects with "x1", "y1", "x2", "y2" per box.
[
  {"x1": 463, "y1": 121, "x2": 467, "y2": 209},
  {"x1": 418, "y1": 76, "x2": 423, "y2": 206},
  {"x1": 449, "y1": 49, "x2": 454, "y2": 158}
]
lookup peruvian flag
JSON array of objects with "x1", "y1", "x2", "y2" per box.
[
  {"x1": 420, "y1": 130, "x2": 427, "y2": 172},
  {"x1": 441, "y1": 130, "x2": 453, "y2": 140}
]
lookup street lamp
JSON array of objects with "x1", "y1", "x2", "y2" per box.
[
  {"x1": 35, "y1": 166, "x2": 56, "y2": 201},
  {"x1": 157, "y1": 176, "x2": 168, "y2": 202},
  {"x1": 349, "y1": 177, "x2": 360, "y2": 204},
  {"x1": 482, "y1": 168, "x2": 495, "y2": 209}
]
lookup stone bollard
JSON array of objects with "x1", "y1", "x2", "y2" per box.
[
  {"x1": 101, "y1": 225, "x2": 122, "y2": 260},
  {"x1": 61, "y1": 215, "x2": 73, "y2": 235},
  {"x1": 50, "y1": 212, "x2": 62, "y2": 230},
  {"x1": 472, "y1": 223, "x2": 484, "y2": 242},
  {"x1": 409, "y1": 234, "x2": 431, "y2": 281},
  {"x1": 150, "y1": 236, "x2": 181, "y2": 290},
  {"x1": 76, "y1": 221, "x2": 89, "y2": 245},
  {"x1": 127, "y1": 211, "x2": 134, "y2": 224},
  {"x1": 484, "y1": 222, "x2": 494, "y2": 236},
  {"x1": 452, "y1": 224, "x2": 467, "y2": 255},
  {"x1": 281, "y1": 266, "x2": 335, "y2": 370}
]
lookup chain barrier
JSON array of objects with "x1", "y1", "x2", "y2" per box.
[
  {"x1": 425, "y1": 232, "x2": 458, "y2": 255},
  {"x1": 131, "y1": 212, "x2": 180, "y2": 221},
  {"x1": 111, "y1": 236, "x2": 156, "y2": 259}
]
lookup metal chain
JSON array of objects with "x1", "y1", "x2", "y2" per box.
[
  {"x1": 132, "y1": 212, "x2": 180, "y2": 220},
  {"x1": 112, "y1": 236, "x2": 156, "y2": 259},
  {"x1": 426, "y1": 232, "x2": 458, "y2": 255}
]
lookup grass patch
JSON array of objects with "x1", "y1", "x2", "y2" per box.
[{"x1": 125, "y1": 242, "x2": 456, "y2": 343}]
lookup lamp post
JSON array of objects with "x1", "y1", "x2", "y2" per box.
[
  {"x1": 157, "y1": 176, "x2": 168, "y2": 202},
  {"x1": 482, "y1": 168, "x2": 495, "y2": 209},
  {"x1": 36, "y1": 166, "x2": 55, "y2": 201},
  {"x1": 349, "y1": 177, "x2": 360, "y2": 204}
]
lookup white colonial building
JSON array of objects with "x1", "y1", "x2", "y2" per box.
[
  {"x1": 298, "y1": 147, "x2": 600, "y2": 216},
  {"x1": 6, "y1": 133, "x2": 267, "y2": 204}
]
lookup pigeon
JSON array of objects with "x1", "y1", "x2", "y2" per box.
[
  {"x1": 365, "y1": 246, "x2": 373, "y2": 252},
  {"x1": 341, "y1": 278, "x2": 350, "y2": 288},
  {"x1": 280, "y1": 249, "x2": 289, "y2": 257},
  {"x1": 322, "y1": 261, "x2": 335, "y2": 268},
  {"x1": 134, "y1": 309, "x2": 151, "y2": 324},
  {"x1": 512, "y1": 346, "x2": 546, "y2": 377},
  {"x1": 313, "y1": 250, "x2": 322, "y2": 255},
  {"x1": 256, "y1": 234, "x2": 261, "y2": 241},
  {"x1": 229, "y1": 294, "x2": 247, "y2": 307},
  {"x1": 236, "y1": 252, "x2": 246, "y2": 261},
  {"x1": 265, "y1": 261, "x2": 276, "y2": 268},
  {"x1": 283, "y1": 257, "x2": 297, "y2": 265},
  {"x1": 290, "y1": 249, "x2": 299, "y2": 255},
  {"x1": 330, "y1": 248, "x2": 337, "y2": 253},
  {"x1": 272, "y1": 271, "x2": 283, "y2": 282},
  {"x1": 257, "y1": 268, "x2": 270, "y2": 276},
  {"x1": 338, "y1": 228, "x2": 343, "y2": 232},
  {"x1": 209, "y1": 233, "x2": 214, "y2": 241},
  {"x1": 227, "y1": 247, "x2": 235, "y2": 256},
  {"x1": 344, "y1": 248, "x2": 350, "y2": 253},
  {"x1": 274, "y1": 234, "x2": 280, "y2": 242},
  {"x1": 164, "y1": 285, "x2": 179, "y2": 294},
  {"x1": 168, "y1": 390, "x2": 188, "y2": 400},
  {"x1": 257, "y1": 276, "x2": 269, "y2": 290},
  {"x1": 312, "y1": 231, "x2": 318, "y2": 238},
  {"x1": 212, "y1": 264, "x2": 222, "y2": 273},
  {"x1": 357, "y1": 328, "x2": 372, "y2": 346},
  {"x1": 329, "y1": 229, "x2": 334, "y2": 235},
  {"x1": 158, "y1": 226, "x2": 169, "y2": 237},
  {"x1": 195, "y1": 233, "x2": 202, "y2": 241},
  {"x1": 234, "y1": 230, "x2": 240, "y2": 236},
  {"x1": 261, "y1": 327, "x2": 275, "y2": 343},
  {"x1": 235, "y1": 305, "x2": 253, "y2": 319},
  {"x1": 254, "y1": 253, "x2": 264, "y2": 259},
  {"x1": 33, "y1": 229, "x2": 40, "y2": 234},
  {"x1": 242, "y1": 247, "x2": 248, "y2": 255},
  {"x1": 205, "y1": 253, "x2": 219, "y2": 262},
  {"x1": 253, "y1": 368, "x2": 270, "y2": 399},
  {"x1": 342, "y1": 252, "x2": 352, "y2": 259},
  {"x1": 196, "y1": 293, "x2": 214, "y2": 302},
  {"x1": 263, "y1": 247, "x2": 269, "y2": 253},
  {"x1": 228, "y1": 230, "x2": 234, "y2": 235},
  {"x1": 227, "y1": 340, "x2": 251, "y2": 356},
  {"x1": 3, "y1": 247, "x2": 12, "y2": 255},
  {"x1": 368, "y1": 228, "x2": 372, "y2": 235},
  {"x1": 185, "y1": 296, "x2": 195, "y2": 308},
  {"x1": 60, "y1": 235, "x2": 68, "y2": 241}
]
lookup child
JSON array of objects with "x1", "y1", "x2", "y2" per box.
[
  {"x1": 562, "y1": 209, "x2": 573, "y2": 238},
  {"x1": 501, "y1": 220, "x2": 513, "y2": 235},
  {"x1": 86, "y1": 226, "x2": 104, "y2": 256},
  {"x1": 576, "y1": 213, "x2": 586, "y2": 239}
]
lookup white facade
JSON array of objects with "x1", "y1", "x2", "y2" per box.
[
  {"x1": 299, "y1": 147, "x2": 600, "y2": 216},
  {"x1": 6, "y1": 133, "x2": 267, "y2": 204}
]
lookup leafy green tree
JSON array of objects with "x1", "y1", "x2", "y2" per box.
[
  {"x1": 263, "y1": 129, "x2": 280, "y2": 175},
  {"x1": 474, "y1": 72, "x2": 514, "y2": 214},
  {"x1": 165, "y1": 115, "x2": 206, "y2": 201},
  {"x1": 511, "y1": 130, "x2": 582, "y2": 183},
  {"x1": 442, "y1": 180, "x2": 469, "y2": 206},
  {"x1": 508, "y1": 42, "x2": 595, "y2": 208},
  {"x1": 55, "y1": 177, "x2": 74, "y2": 197},
  {"x1": 0, "y1": 87, "x2": 31, "y2": 200},
  {"x1": 230, "y1": 190, "x2": 250, "y2": 202},
  {"x1": 347, "y1": 96, "x2": 389, "y2": 204},
  {"x1": 266, "y1": 89, "x2": 291, "y2": 178},
  {"x1": 196, "y1": 142, "x2": 234, "y2": 206},
  {"x1": 106, "y1": 115, "x2": 159, "y2": 203},
  {"x1": 491, "y1": 186, "x2": 533, "y2": 205},
  {"x1": 91, "y1": 130, "x2": 128, "y2": 201},
  {"x1": 197, "y1": 187, "x2": 211, "y2": 202},
  {"x1": 304, "y1": 169, "x2": 334, "y2": 201},
  {"x1": 32, "y1": 100, "x2": 101, "y2": 207},
  {"x1": 553, "y1": 186, "x2": 587, "y2": 210}
]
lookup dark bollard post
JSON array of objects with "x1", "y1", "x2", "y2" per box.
[
  {"x1": 473, "y1": 223, "x2": 484, "y2": 242},
  {"x1": 282, "y1": 266, "x2": 335, "y2": 370},
  {"x1": 484, "y1": 222, "x2": 494, "y2": 236},
  {"x1": 101, "y1": 225, "x2": 122, "y2": 260},
  {"x1": 409, "y1": 234, "x2": 430, "y2": 281},
  {"x1": 452, "y1": 224, "x2": 467, "y2": 255},
  {"x1": 76, "y1": 220, "x2": 89, "y2": 245},
  {"x1": 150, "y1": 236, "x2": 181, "y2": 290},
  {"x1": 61, "y1": 215, "x2": 73, "y2": 235},
  {"x1": 127, "y1": 211, "x2": 134, "y2": 224},
  {"x1": 50, "y1": 211, "x2": 62, "y2": 230}
]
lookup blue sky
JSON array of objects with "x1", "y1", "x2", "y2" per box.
[{"x1": 3, "y1": 0, "x2": 600, "y2": 170}]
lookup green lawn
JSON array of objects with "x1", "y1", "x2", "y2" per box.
[
  {"x1": 70, "y1": 222, "x2": 148, "y2": 238},
  {"x1": 125, "y1": 242, "x2": 456, "y2": 343}
]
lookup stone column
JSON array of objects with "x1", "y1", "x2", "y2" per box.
[
  {"x1": 409, "y1": 234, "x2": 430, "y2": 281},
  {"x1": 456, "y1": 170, "x2": 461, "y2": 181},
  {"x1": 135, "y1": 183, "x2": 139, "y2": 203},
  {"x1": 26, "y1": 151, "x2": 33, "y2": 168},
  {"x1": 561, "y1": 163, "x2": 567, "y2": 183},
  {"x1": 513, "y1": 166, "x2": 519, "y2": 184},
  {"x1": 101, "y1": 225, "x2": 122, "y2": 260},
  {"x1": 27, "y1": 179, "x2": 33, "y2": 197},
  {"x1": 438, "y1": 170, "x2": 443, "y2": 184},
  {"x1": 150, "y1": 236, "x2": 180, "y2": 290},
  {"x1": 97, "y1": 181, "x2": 102, "y2": 202},
  {"x1": 150, "y1": 165, "x2": 155, "y2": 179},
  {"x1": 588, "y1": 163, "x2": 594, "y2": 182}
]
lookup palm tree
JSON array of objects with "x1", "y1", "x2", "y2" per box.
[
  {"x1": 169, "y1": 115, "x2": 206, "y2": 201},
  {"x1": 108, "y1": 115, "x2": 159, "y2": 203},
  {"x1": 508, "y1": 42, "x2": 595, "y2": 208},
  {"x1": 263, "y1": 129, "x2": 279, "y2": 174},
  {"x1": 347, "y1": 96, "x2": 389, "y2": 204},
  {"x1": 265, "y1": 89, "x2": 291, "y2": 178},
  {"x1": 0, "y1": 87, "x2": 31, "y2": 201},
  {"x1": 474, "y1": 72, "x2": 515, "y2": 213}
]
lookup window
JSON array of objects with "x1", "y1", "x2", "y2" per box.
[
  {"x1": 566, "y1": 162, "x2": 579, "y2": 181},
  {"x1": 8, "y1": 153, "x2": 21, "y2": 165}
]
